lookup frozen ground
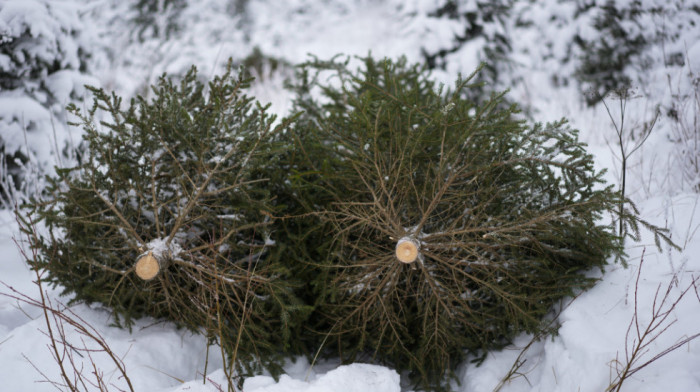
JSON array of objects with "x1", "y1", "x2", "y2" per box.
[{"x1": 2, "y1": 0, "x2": 700, "y2": 391}]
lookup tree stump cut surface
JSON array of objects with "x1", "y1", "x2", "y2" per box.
[
  {"x1": 396, "y1": 237, "x2": 419, "y2": 263},
  {"x1": 135, "y1": 252, "x2": 160, "y2": 280}
]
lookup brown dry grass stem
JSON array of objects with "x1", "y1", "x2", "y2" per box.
[
  {"x1": 607, "y1": 248, "x2": 700, "y2": 392},
  {"x1": 667, "y1": 64, "x2": 700, "y2": 193},
  {"x1": 491, "y1": 292, "x2": 583, "y2": 392},
  {"x1": 6, "y1": 212, "x2": 134, "y2": 392},
  {"x1": 599, "y1": 88, "x2": 659, "y2": 237}
]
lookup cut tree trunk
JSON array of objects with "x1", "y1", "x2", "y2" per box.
[
  {"x1": 135, "y1": 251, "x2": 166, "y2": 280},
  {"x1": 395, "y1": 237, "x2": 419, "y2": 264}
]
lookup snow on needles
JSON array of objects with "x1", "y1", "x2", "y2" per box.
[{"x1": 1, "y1": 1, "x2": 700, "y2": 391}]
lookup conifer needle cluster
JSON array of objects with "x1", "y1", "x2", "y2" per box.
[
  {"x1": 24, "y1": 56, "x2": 669, "y2": 391},
  {"x1": 26, "y1": 62, "x2": 307, "y2": 377},
  {"x1": 283, "y1": 57, "x2": 649, "y2": 389}
]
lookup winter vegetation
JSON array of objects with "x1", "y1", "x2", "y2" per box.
[{"x1": 1, "y1": 1, "x2": 700, "y2": 392}]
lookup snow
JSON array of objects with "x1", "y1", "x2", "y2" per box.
[
  {"x1": 145, "y1": 237, "x2": 183, "y2": 261},
  {"x1": 241, "y1": 364, "x2": 400, "y2": 392},
  {"x1": 0, "y1": 0, "x2": 98, "y2": 204},
  {"x1": 2, "y1": 0, "x2": 700, "y2": 391},
  {"x1": 0, "y1": 92, "x2": 51, "y2": 156},
  {"x1": 164, "y1": 363, "x2": 400, "y2": 392}
]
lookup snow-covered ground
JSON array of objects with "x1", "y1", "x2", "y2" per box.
[{"x1": 2, "y1": 0, "x2": 700, "y2": 391}]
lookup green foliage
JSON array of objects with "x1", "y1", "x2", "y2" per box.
[
  {"x1": 284, "y1": 56, "x2": 630, "y2": 390},
  {"x1": 19, "y1": 50, "x2": 676, "y2": 389},
  {"x1": 25, "y1": 61, "x2": 308, "y2": 377}
]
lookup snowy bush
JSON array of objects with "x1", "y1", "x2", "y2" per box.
[
  {"x1": 132, "y1": 0, "x2": 186, "y2": 41},
  {"x1": 421, "y1": 0, "x2": 512, "y2": 101},
  {"x1": 0, "y1": 0, "x2": 95, "y2": 206},
  {"x1": 575, "y1": 0, "x2": 700, "y2": 104}
]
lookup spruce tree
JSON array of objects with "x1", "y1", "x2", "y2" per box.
[
  {"x1": 284, "y1": 56, "x2": 638, "y2": 389},
  {"x1": 25, "y1": 62, "x2": 307, "y2": 377}
]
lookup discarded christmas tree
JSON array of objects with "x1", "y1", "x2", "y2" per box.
[
  {"x1": 286, "y1": 56, "x2": 642, "y2": 389},
  {"x1": 25, "y1": 62, "x2": 306, "y2": 376}
]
